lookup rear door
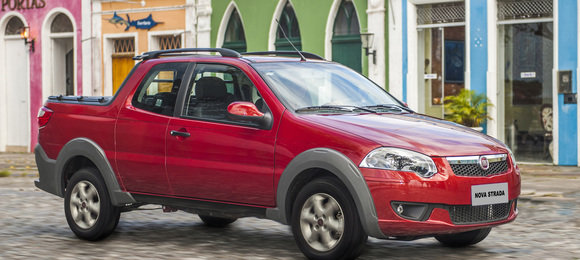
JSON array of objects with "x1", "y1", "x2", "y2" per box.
[
  {"x1": 115, "y1": 62, "x2": 190, "y2": 194},
  {"x1": 166, "y1": 63, "x2": 276, "y2": 206}
]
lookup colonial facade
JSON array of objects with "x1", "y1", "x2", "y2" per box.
[
  {"x1": 0, "y1": 0, "x2": 82, "y2": 152},
  {"x1": 389, "y1": 0, "x2": 579, "y2": 166}
]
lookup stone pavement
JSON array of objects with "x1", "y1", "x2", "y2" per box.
[{"x1": 0, "y1": 152, "x2": 579, "y2": 259}]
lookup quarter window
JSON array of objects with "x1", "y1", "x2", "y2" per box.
[
  {"x1": 182, "y1": 64, "x2": 266, "y2": 125},
  {"x1": 132, "y1": 63, "x2": 188, "y2": 116}
]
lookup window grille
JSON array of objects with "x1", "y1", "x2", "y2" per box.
[
  {"x1": 113, "y1": 38, "x2": 135, "y2": 55},
  {"x1": 51, "y1": 13, "x2": 73, "y2": 33},
  {"x1": 5, "y1": 16, "x2": 24, "y2": 35},
  {"x1": 497, "y1": 0, "x2": 552, "y2": 21},
  {"x1": 417, "y1": 2, "x2": 465, "y2": 26},
  {"x1": 158, "y1": 35, "x2": 182, "y2": 50}
]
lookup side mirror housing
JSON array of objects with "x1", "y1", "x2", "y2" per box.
[{"x1": 227, "y1": 101, "x2": 272, "y2": 130}]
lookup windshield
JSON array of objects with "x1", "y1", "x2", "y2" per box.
[{"x1": 252, "y1": 62, "x2": 407, "y2": 113}]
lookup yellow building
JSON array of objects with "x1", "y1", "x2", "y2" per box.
[{"x1": 86, "y1": 0, "x2": 211, "y2": 96}]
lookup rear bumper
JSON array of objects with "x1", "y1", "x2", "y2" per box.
[
  {"x1": 34, "y1": 144, "x2": 62, "y2": 197},
  {"x1": 362, "y1": 157, "x2": 521, "y2": 237}
]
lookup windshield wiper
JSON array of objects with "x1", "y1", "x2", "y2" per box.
[
  {"x1": 295, "y1": 105, "x2": 377, "y2": 114},
  {"x1": 363, "y1": 104, "x2": 412, "y2": 113}
]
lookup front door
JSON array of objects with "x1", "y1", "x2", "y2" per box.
[
  {"x1": 166, "y1": 63, "x2": 276, "y2": 206},
  {"x1": 112, "y1": 54, "x2": 134, "y2": 94},
  {"x1": 115, "y1": 62, "x2": 189, "y2": 194},
  {"x1": 3, "y1": 37, "x2": 29, "y2": 152},
  {"x1": 420, "y1": 26, "x2": 465, "y2": 118}
]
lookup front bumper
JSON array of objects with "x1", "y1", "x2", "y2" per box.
[{"x1": 362, "y1": 157, "x2": 521, "y2": 237}]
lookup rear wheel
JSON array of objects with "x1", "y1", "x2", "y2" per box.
[
  {"x1": 199, "y1": 215, "x2": 237, "y2": 227},
  {"x1": 291, "y1": 177, "x2": 367, "y2": 260},
  {"x1": 64, "y1": 167, "x2": 120, "y2": 241},
  {"x1": 435, "y1": 228, "x2": 492, "y2": 247}
]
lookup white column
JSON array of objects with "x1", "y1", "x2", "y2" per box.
[
  {"x1": 388, "y1": 0, "x2": 403, "y2": 100},
  {"x1": 196, "y1": 0, "x2": 212, "y2": 48},
  {"x1": 81, "y1": 0, "x2": 92, "y2": 96},
  {"x1": 406, "y1": 2, "x2": 419, "y2": 110},
  {"x1": 486, "y1": 0, "x2": 499, "y2": 139},
  {"x1": 367, "y1": 0, "x2": 386, "y2": 88},
  {"x1": 185, "y1": 0, "x2": 196, "y2": 48}
]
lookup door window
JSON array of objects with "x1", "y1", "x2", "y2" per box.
[
  {"x1": 182, "y1": 63, "x2": 265, "y2": 125},
  {"x1": 132, "y1": 62, "x2": 188, "y2": 116}
]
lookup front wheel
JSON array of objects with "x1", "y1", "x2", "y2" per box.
[
  {"x1": 435, "y1": 227, "x2": 492, "y2": 247},
  {"x1": 64, "y1": 167, "x2": 120, "y2": 241},
  {"x1": 291, "y1": 177, "x2": 367, "y2": 260}
]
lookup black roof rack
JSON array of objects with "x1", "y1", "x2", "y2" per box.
[
  {"x1": 242, "y1": 51, "x2": 324, "y2": 60},
  {"x1": 133, "y1": 48, "x2": 241, "y2": 60}
]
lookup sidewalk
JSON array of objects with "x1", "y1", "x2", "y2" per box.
[{"x1": 1, "y1": 152, "x2": 579, "y2": 201}]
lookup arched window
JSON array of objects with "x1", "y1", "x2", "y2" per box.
[
  {"x1": 332, "y1": 1, "x2": 362, "y2": 72},
  {"x1": 5, "y1": 16, "x2": 24, "y2": 35},
  {"x1": 222, "y1": 9, "x2": 247, "y2": 53},
  {"x1": 275, "y1": 2, "x2": 301, "y2": 51},
  {"x1": 50, "y1": 13, "x2": 73, "y2": 33}
]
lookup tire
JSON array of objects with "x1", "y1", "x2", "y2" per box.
[
  {"x1": 199, "y1": 215, "x2": 237, "y2": 227},
  {"x1": 435, "y1": 227, "x2": 492, "y2": 247},
  {"x1": 291, "y1": 177, "x2": 367, "y2": 260},
  {"x1": 64, "y1": 167, "x2": 121, "y2": 241}
]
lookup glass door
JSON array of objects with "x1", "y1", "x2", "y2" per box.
[
  {"x1": 420, "y1": 26, "x2": 465, "y2": 119},
  {"x1": 499, "y1": 22, "x2": 553, "y2": 163}
]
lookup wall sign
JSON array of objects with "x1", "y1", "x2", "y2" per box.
[
  {"x1": 1, "y1": 0, "x2": 45, "y2": 11},
  {"x1": 108, "y1": 12, "x2": 162, "y2": 31}
]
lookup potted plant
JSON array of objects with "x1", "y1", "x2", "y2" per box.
[{"x1": 443, "y1": 89, "x2": 493, "y2": 131}]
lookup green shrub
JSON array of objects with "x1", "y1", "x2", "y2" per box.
[
  {"x1": 0, "y1": 170, "x2": 11, "y2": 177},
  {"x1": 444, "y1": 89, "x2": 493, "y2": 127}
]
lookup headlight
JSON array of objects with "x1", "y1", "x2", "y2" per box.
[{"x1": 359, "y1": 147, "x2": 438, "y2": 178}]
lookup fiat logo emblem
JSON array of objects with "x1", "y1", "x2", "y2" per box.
[{"x1": 479, "y1": 156, "x2": 490, "y2": 170}]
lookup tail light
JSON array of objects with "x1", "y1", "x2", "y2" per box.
[{"x1": 38, "y1": 107, "x2": 53, "y2": 128}]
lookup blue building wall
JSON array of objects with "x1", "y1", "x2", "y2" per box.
[
  {"x1": 469, "y1": 0, "x2": 488, "y2": 132},
  {"x1": 557, "y1": 0, "x2": 578, "y2": 165}
]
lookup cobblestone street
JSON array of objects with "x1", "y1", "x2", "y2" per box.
[{"x1": 1, "y1": 154, "x2": 580, "y2": 259}]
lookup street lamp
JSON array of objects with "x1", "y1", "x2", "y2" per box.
[
  {"x1": 20, "y1": 26, "x2": 35, "y2": 52},
  {"x1": 360, "y1": 32, "x2": 376, "y2": 64}
]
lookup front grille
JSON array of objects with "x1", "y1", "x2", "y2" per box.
[
  {"x1": 449, "y1": 201, "x2": 512, "y2": 225},
  {"x1": 450, "y1": 161, "x2": 508, "y2": 177}
]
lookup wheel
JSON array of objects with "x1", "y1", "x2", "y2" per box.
[
  {"x1": 64, "y1": 167, "x2": 121, "y2": 241},
  {"x1": 199, "y1": 215, "x2": 237, "y2": 227},
  {"x1": 435, "y1": 227, "x2": 492, "y2": 247},
  {"x1": 291, "y1": 177, "x2": 367, "y2": 260}
]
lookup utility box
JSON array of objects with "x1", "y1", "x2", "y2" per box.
[{"x1": 558, "y1": 70, "x2": 572, "y2": 94}]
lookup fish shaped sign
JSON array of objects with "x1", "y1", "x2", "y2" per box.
[{"x1": 107, "y1": 12, "x2": 162, "y2": 31}]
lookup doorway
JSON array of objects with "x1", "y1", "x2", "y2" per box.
[
  {"x1": 2, "y1": 16, "x2": 29, "y2": 152},
  {"x1": 419, "y1": 26, "x2": 465, "y2": 119},
  {"x1": 498, "y1": 22, "x2": 553, "y2": 163},
  {"x1": 112, "y1": 38, "x2": 135, "y2": 94}
]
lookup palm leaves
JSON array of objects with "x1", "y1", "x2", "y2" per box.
[{"x1": 443, "y1": 89, "x2": 493, "y2": 127}]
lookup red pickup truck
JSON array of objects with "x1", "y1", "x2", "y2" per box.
[{"x1": 35, "y1": 48, "x2": 520, "y2": 260}]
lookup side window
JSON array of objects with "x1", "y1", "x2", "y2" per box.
[
  {"x1": 182, "y1": 63, "x2": 266, "y2": 123},
  {"x1": 132, "y1": 63, "x2": 188, "y2": 116}
]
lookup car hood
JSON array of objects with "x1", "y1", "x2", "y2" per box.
[{"x1": 303, "y1": 113, "x2": 507, "y2": 157}]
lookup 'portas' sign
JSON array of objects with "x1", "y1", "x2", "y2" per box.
[{"x1": 2, "y1": 0, "x2": 46, "y2": 11}]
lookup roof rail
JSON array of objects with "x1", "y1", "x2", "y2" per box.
[
  {"x1": 133, "y1": 48, "x2": 241, "y2": 60},
  {"x1": 242, "y1": 51, "x2": 324, "y2": 60}
]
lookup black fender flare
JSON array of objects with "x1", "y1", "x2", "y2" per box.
[
  {"x1": 265, "y1": 148, "x2": 385, "y2": 238},
  {"x1": 52, "y1": 138, "x2": 135, "y2": 206}
]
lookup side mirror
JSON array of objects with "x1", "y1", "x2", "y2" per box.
[{"x1": 227, "y1": 101, "x2": 272, "y2": 129}]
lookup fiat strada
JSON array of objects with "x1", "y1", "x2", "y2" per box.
[{"x1": 35, "y1": 48, "x2": 520, "y2": 260}]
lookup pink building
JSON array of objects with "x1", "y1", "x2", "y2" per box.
[{"x1": 0, "y1": 0, "x2": 82, "y2": 152}]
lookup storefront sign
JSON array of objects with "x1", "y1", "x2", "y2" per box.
[
  {"x1": 1, "y1": 0, "x2": 45, "y2": 11},
  {"x1": 108, "y1": 12, "x2": 161, "y2": 31},
  {"x1": 520, "y1": 72, "x2": 536, "y2": 79},
  {"x1": 424, "y1": 73, "x2": 437, "y2": 79}
]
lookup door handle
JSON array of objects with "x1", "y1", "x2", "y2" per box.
[{"x1": 170, "y1": 130, "x2": 191, "y2": 138}]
